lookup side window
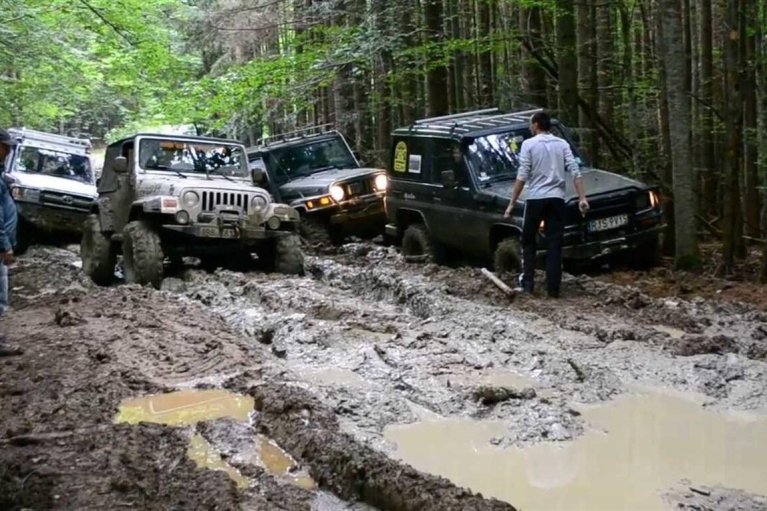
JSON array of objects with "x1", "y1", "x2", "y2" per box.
[
  {"x1": 390, "y1": 137, "x2": 428, "y2": 182},
  {"x1": 121, "y1": 141, "x2": 135, "y2": 171},
  {"x1": 430, "y1": 138, "x2": 469, "y2": 187},
  {"x1": 97, "y1": 145, "x2": 121, "y2": 193}
]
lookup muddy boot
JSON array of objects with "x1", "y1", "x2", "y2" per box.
[{"x1": 0, "y1": 335, "x2": 22, "y2": 356}]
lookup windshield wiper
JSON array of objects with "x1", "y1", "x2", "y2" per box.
[
  {"x1": 208, "y1": 168, "x2": 235, "y2": 182},
  {"x1": 148, "y1": 165, "x2": 187, "y2": 178}
]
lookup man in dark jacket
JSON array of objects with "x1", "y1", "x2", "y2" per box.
[{"x1": 0, "y1": 128, "x2": 21, "y2": 356}]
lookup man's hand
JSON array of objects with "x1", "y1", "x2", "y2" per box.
[
  {"x1": 504, "y1": 202, "x2": 515, "y2": 218},
  {"x1": 2, "y1": 250, "x2": 14, "y2": 265},
  {"x1": 578, "y1": 199, "x2": 590, "y2": 217}
]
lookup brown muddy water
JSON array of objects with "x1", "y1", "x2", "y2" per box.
[
  {"x1": 115, "y1": 389, "x2": 315, "y2": 489},
  {"x1": 384, "y1": 388, "x2": 767, "y2": 510}
]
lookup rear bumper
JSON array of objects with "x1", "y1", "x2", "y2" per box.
[{"x1": 559, "y1": 224, "x2": 666, "y2": 260}]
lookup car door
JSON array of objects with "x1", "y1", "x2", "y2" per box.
[{"x1": 427, "y1": 138, "x2": 486, "y2": 253}]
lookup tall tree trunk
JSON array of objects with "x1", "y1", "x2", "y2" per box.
[
  {"x1": 577, "y1": 0, "x2": 599, "y2": 163},
  {"x1": 596, "y1": 0, "x2": 615, "y2": 167},
  {"x1": 656, "y1": 2, "x2": 676, "y2": 256},
  {"x1": 620, "y1": 3, "x2": 641, "y2": 175},
  {"x1": 520, "y1": 6, "x2": 548, "y2": 106},
  {"x1": 699, "y1": 0, "x2": 717, "y2": 216},
  {"x1": 659, "y1": 0, "x2": 699, "y2": 268},
  {"x1": 424, "y1": 0, "x2": 449, "y2": 116},
  {"x1": 477, "y1": 0, "x2": 494, "y2": 107},
  {"x1": 557, "y1": 0, "x2": 578, "y2": 124},
  {"x1": 373, "y1": 0, "x2": 392, "y2": 162},
  {"x1": 720, "y1": 0, "x2": 744, "y2": 273},
  {"x1": 743, "y1": 8, "x2": 760, "y2": 237}
]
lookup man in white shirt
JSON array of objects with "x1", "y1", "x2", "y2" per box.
[{"x1": 504, "y1": 112, "x2": 589, "y2": 298}]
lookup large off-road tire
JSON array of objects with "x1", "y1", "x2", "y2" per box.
[
  {"x1": 494, "y1": 237, "x2": 523, "y2": 277},
  {"x1": 625, "y1": 234, "x2": 662, "y2": 269},
  {"x1": 274, "y1": 234, "x2": 305, "y2": 275},
  {"x1": 81, "y1": 214, "x2": 116, "y2": 286},
  {"x1": 300, "y1": 216, "x2": 344, "y2": 247},
  {"x1": 401, "y1": 224, "x2": 446, "y2": 264},
  {"x1": 122, "y1": 221, "x2": 164, "y2": 288}
]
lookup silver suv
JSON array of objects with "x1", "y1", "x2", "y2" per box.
[
  {"x1": 3, "y1": 128, "x2": 97, "y2": 252},
  {"x1": 81, "y1": 133, "x2": 304, "y2": 288}
]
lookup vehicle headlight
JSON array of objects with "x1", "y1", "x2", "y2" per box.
[
  {"x1": 11, "y1": 186, "x2": 41, "y2": 202},
  {"x1": 182, "y1": 191, "x2": 199, "y2": 208},
  {"x1": 649, "y1": 190, "x2": 660, "y2": 209},
  {"x1": 374, "y1": 174, "x2": 388, "y2": 192},
  {"x1": 329, "y1": 184, "x2": 345, "y2": 202},
  {"x1": 251, "y1": 194, "x2": 269, "y2": 212}
]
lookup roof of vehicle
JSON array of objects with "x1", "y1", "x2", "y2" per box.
[
  {"x1": 107, "y1": 133, "x2": 244, "y2": 149},
  {"x1": 246, "y1": 125, "x2": 342, "y2": 153},
  {"x1": 8, "y1": 128, "x2": 91, "y2": 154},
  {"x1": 392, "y1": 107, "x2": 549, "y2": 139}
]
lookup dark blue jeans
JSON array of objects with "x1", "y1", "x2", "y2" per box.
[{"x1": 521, "y1": 198, "x2": 566, "y2": 296}]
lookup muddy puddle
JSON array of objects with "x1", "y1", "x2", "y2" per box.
[
  {"x1": 384, "y1": 389, "x2": 767, "y2": 510},
  {"x1": 115, "y1": 389, "x2": 315, "y2": 490},
  {"x1": 116, "y1": 389, "x2": 254, "y2": 425}
]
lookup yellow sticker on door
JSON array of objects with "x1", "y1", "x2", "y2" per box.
[{"x1": 393, "y1": 141, "x2": 408, "y2": 172}]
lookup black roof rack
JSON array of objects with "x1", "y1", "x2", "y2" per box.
[
  {"x1": 396, "y1": 107, "x2": 545, "y2": 137},
  {"x1": 255, "y1": 124, "x2": 335, "y2": 147}
]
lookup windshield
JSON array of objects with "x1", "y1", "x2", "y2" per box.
[
  {"x1": 138, "y1": 138, "x2": 249, "y2": 178},
  {"x1": 15, "y1": 146, "x2": 93, "y2": 184},
  {"x1": 265, "y1": 137, "x2": 357, "y2": 180},
  {"x1": 466, "y1": 126, "x2": 580, "y2": 183}
]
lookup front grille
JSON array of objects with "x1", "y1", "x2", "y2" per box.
[
  {"x1": 201, "y1": 191, "x2": 249, "y2": 213},
  {"x1": 343, "y1": 178, "x2": 374, "y2": 198},
  {"x1": 40, "y1": 191, "x2": 93, "y2": 212},
  {"x1": 565, "y1": 191, "x2": 636, "y2": 242}
]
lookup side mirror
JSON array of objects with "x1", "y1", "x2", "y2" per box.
[
  {"x1": 113, "y1": 156, "x2": 128, "y2": 173},
  {"x1": 441, "y1": 170, "x2": 456, "y2": 189},
  {"x1": 252, "y1": 168, "x2": 266, "y2": 185}
]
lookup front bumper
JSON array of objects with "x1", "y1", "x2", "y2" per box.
[
  {"x1": 558, "y1": 224, "x2": 666, "y2": 260},
  {"x1": 16, "y1": 202, "x2": 90, "y2": 233},
  {"x1": 327, "y1": 196, "x2": 385, "y2": 226},
  {"x1": 162, "y1": 223, "x2": 295, "y2": 240}
]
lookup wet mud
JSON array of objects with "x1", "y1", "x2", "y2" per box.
[{"x1": 2, "y1": 244, "x2": 767, "y2": 509}]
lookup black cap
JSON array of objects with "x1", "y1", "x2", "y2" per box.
[{"x1": 0, "y1": 129, "x2": 18, "y2": 147}]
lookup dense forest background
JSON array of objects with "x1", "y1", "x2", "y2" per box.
[{"x1": 2, "y1": 0, "x2": 766, "y2": 277}]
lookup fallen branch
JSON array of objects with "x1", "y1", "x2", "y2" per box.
[
  {"x1": 480, "y1": 268, "x2": 516, "y2": 299},
  {"x1": 567, "y1": 358, "x2": 587, "y2": 382}
]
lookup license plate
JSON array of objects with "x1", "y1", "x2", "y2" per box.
[
  {"x1": 201, "y1": 226, "x2": 238, "y2": 238},
  {"x1": 221, "y1": 227, "x2": 237, "y2": 238},
  {"x1": 588, "y1": 214, "x2": 628, "y2": 232}
]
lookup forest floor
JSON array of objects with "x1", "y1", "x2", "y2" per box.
[{"x1": 1, "y1": 241, "x2": 766, "y2": 510}]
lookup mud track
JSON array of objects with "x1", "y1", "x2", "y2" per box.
[{"x1": 2, "y1": 244, "x2": 767, "y2": 509}]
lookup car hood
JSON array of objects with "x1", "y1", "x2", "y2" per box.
[
  {"x1": 11, "y1": 173, "x2": 97, "y2": 198},
  {"x1": 485, "y1": 168, "x2": 646, "y2": 202},
  {"x1": 137, "y1": 174, "x2": 264, "y2": 195},
  {"x1": 279, "y1": 167, "x2": 384, "y2": 195}
]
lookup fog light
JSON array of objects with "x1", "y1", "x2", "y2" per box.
[
  {"x1": 267, "y1": 216, "x2": 281, "y2": 229},
  {"x1": 175, "y1": 210, "x2": 190, "y2": 224}
]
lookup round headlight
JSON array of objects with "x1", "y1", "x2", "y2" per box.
[
  {"x1": 175, "y1": 210, "x2": 190, "y2": 224},
  {"x1": 182, "y1": 191, "x2": 199, "y2": 208},
  {"x1": 251, "y1": 194, "x2": 268, "y2": 212},
  {"x1": 374, "y1": 174, "x2": 388, "y2": 192},
  {"x1": 329, "y1": 184, "x2": 345, "y2": 202}
]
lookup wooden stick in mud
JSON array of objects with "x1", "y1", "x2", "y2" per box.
[{"x1": 480, "y1": 268, "x2": 516, "y2": 299}]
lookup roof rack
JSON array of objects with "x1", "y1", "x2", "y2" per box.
[
  {"x1": 9, "y1": 127, "x2": 91, "y2": 149},
  {"x1": 413, "y1": 108, "x2": 501, "y2": 125},
  {"x1": 256, "y1": 124, "x2": 335, "y2": 146}
]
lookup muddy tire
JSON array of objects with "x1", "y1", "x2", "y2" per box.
[
  {"x1": 275, "y1": 234, "x2": 304, "y2": 275},
  {"x1": 494, "y1": 237, "x2": 522, "y2": 277},
  {"x1": 81, "y1": 214, "x2": 116, "y2": 286},
  {"x1": 401, "y1": 224, "x2": 443, "y2": 263},
  {"x1": 122, "y1": 221, "x2": 164, "y2": 288},
  {"x1": 626, "y1": 235, "x2": 662, "y2": 269},
  {"x1": 300, "y1": 216, "x2": 344, "y2": 247}
]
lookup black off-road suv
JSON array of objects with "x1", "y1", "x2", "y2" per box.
[
  {"x1": 384, "y1": 108, "x2": 665, "y2": 272},
  {"x1": 246, "y1": 127, "x2": 388, "y2": 245}
]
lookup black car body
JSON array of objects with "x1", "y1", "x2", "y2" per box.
[
  {"x1": 247, "y1": 127, "x2": 388, "y2": 244},
  {"x1": 384, "y1": 108, "x2": 665, "y2": 270}
]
